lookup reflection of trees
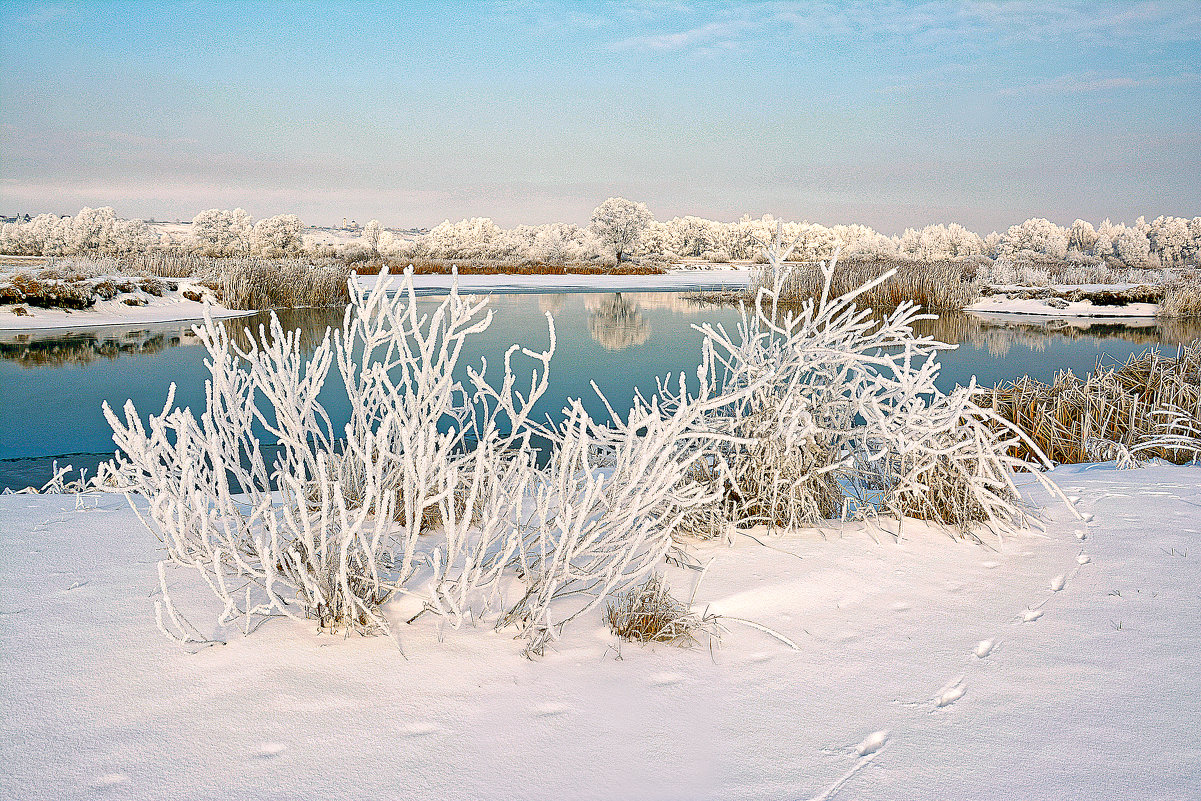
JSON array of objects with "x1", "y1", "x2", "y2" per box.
[
  {"x1": 586, "y1": 293, "x2": 651, "y2": 351},
  {"x1": 0, "y1": 328, "x2": 189, "y2": 368},
  {"x1": 0, "y1": 308, "x2": 348, "y2": 369},
  {"x1": 915, "y1": 311, "x2": 1201, "y2": 358}
]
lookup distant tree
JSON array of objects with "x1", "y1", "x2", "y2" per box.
[
  {"x1": 1068, "y1": 219, "x2": 1098, "y2": 255},
  {"x1": 1148, "y1": 216, "x2": 1191, "y2": 266},
  {"x1": 1001, "y1": 218, "x2": 1068, "y2": 260},
  {"x1": 68, "y1": 206, "x2": 117, "y2": 253},
  {"x1": 250, "y1": 214, "x2": 304, "y2": 258},
  {"x1": 362, "y1": 219, "x2": 382, "y2": 254},
  {"x1": 589, "y1": 197, "x2": 654, "y2": 263},
  {"x1": 191, "y1": 208, "x2": 252, "y2": 256}
]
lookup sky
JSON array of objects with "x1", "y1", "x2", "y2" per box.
[{"x1": 1, "y1": 1, "x2": 1198, "y2": 233}]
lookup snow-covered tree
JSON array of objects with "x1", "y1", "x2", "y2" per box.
[
  {"x1": 590, "y1": 197, "x2": 654, "y2": 263},
  {"x1": 1000, "y1": 218, "x2": 1069, "y2": 260},
  {"x1": 191, "y1": 208, "x2": 252, "y2": 256},
  {"x1": 362, "y1": 219, "x2": 382, "y2": 255},
  {"x1": 68, "y1": 206, "x2": 117, "y2": 254},
  {"x1": 250, "y1": 214, "x2": 304, "y2": 258},
  {"x1": 1148, "y1": 216, "x2": 1191, "y2": 267},
  {"x1": 1068, "y1": 219, "x2": 1098, "y2": 255}
]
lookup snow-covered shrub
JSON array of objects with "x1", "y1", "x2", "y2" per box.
[
  {"x1": 697, "y1": 238, "x2": 1059, "y2": 539},
  {"x1": 105, "y1": 269, "x2": 558, "y2": 646}
]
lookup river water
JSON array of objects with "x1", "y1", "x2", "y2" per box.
[{"x1": 1, "y1": 290, "x2": 1196, "y2": 489}]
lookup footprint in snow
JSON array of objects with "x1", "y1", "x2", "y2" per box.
[
  {"x1": 90, "y1": 774, "x2": 130, "y2": 789},
  {"x1": 856, "y1": 730, "x2": 890, "y2": 756},
  {"x1": 974, "y1": 639, "x2": 995, "y2": 658},
  {"x1": 935, "y1": 681, "x2": 967, "y2": 708},
  {"x1": 1077, "y1": 554, "x2": 1091, "y2": 565},
  {"x1": 1050, "y1": 575, "x2": 1066, "y2": 592},
  {"x1": 256, "y1": 742, "x2": 287, "y2": 758},
  {"x1": 650, "y1": 672, "x2": 685, "y2": 687},
  {"x1": 535, "y1": 702, "x2": 570, "y2": 718},
  {"x1": 1022, "y1": 609, "x2": 1044, "y2": 623},
  {"x1": 1075, "y1": 530, "x2": 1087, "y2": 541}
]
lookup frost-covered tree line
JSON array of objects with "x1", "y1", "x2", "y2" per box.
[
  {"x1": 4, "y1": 201, "x2": 1199, "y2": 268},
  {"x1": 0, "y1": 206, "x2": 304, "y2": 258}
]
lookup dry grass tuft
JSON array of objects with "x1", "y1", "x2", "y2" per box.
[
  {"x1": 605, "y1": 573, "x2": 714, "y2": 646},
  {"x1": 982, "y1": 341, "x2": 1201, "y2": 465}
]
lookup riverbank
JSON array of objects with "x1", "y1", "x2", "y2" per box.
[
  {"x1": 0, "y1": 287, "x2": 253, "y2": 331},
  {"x1": 354, "y1": 268, "x2": 754, "y2": 296},
  {"x1": 0, "y1": 462, "x2": 1197, "y2": 798}
]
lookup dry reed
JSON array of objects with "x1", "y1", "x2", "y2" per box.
[
  {"x1": 756, "y1": 258, "x2": 982, "y2": 311},
  {"x1": 982, "y1": 341, "x2": 1201, "y2": 465}
]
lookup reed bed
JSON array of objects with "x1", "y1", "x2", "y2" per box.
[
  {"x1": 755, "y1": 258, "x2": 982, "y2": 311},
  {"x1": 982, "y1": 341, "x2": 1201, "y2": 465},
  {"x1": 196, "y1": 258, "x2": 350, "y2": 310},
  {"x1": 1160, "y1": 278, "x2": 1201, "y2": 318}
]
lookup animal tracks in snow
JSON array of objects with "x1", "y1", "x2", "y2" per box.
[
  {"x1": 256, "y1": 742, "x2": 288, "y2": 758},
  {"x1": 934, "y1": 678, "x2": 967, "y2": 709},
  {"x1": 1050, "y1": 574, "x2": 1066, "y2": 592},
  {"x1": 974, "y1": 639, "x2": 995, "y2": 659},
  {"x1": 1021, "y1": 609, "x2": 1044, "y2": 623},
  {"x1": 90, "y1": 773, "x2": 130, "y2": 789},
  {"x1": 855, "y1": 730, "x2": 889, "y2": 756}
]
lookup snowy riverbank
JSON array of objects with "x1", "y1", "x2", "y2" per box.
[
  {"x1": 355, "y1": 268, "x2": 753, "y2": 296},
  {"x1": 1, "y1": 462, "x2": 1197, "y2": 799},
  {"x1": 0, "y1": 287, "x2": 253, "y2": 331}
]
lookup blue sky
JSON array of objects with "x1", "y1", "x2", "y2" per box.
[{"x1": 1, "y1": 1, "x2": 1198, "y2": 232}]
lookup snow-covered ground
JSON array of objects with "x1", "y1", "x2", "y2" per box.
[
  {"x1": 2, "y1": 463, "x2": 1197, "y2": 799},
  {"x1": 0, "y1": 286, "x2": 253, "y2": 331},
  {"x1": 357, "y1": 269, "x2": 753, "y2": 296},
  {"x1": 966, "y1": 295, "x2": 1160, "y2": 320}
]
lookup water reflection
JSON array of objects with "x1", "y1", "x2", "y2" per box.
[{"x1": 586, "y1": 293, "x2": 651, "y2": 351}]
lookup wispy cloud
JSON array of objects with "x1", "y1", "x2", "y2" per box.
[
  {"x1": 610, "y1": 20, "x2": 755, "y2": 52},
  {"x1": 1000, "y1": 70, "x2": 1201, "y2": 96},
  {"x1": 607, "y1": 1, "x2": 1201, "y2": 53}
]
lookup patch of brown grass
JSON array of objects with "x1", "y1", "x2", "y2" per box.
[{"x1": 982, "y1": 341, "x2": 1201, "y2": 465}]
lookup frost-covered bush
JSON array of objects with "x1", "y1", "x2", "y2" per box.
[
  {"x1": 105, "y1": 269, "x2": 738, "y2": 654},
  {"x1": 695, "y1": 238, "x2": 1061, "y2": 539}
]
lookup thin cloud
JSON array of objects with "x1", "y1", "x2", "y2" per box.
[
  {"x1": 1000, "y1": 71, "x2": 1201, "y2": 96},
  {"x1": 610, "y1": 20, "x2": 755, "y2": 52}
]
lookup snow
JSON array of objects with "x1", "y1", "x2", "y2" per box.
[
  {"x1": 2, "y1": 462, "x2": 1197, "y2": 799},
  {"x1": 0, "y1": 286, "x2": 253, "y2": 331},
  {"x1": 355, "y1": 269, "x2": 752, "y2": 296},
  {"x1": 966, "y1": 295, "x2": 1160, "y2": 320}
]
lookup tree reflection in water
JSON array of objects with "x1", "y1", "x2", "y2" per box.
[{"x1": 586, "y1": 293, "x2": 651, "y2": 351}]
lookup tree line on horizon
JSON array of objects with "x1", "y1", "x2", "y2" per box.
[{"x1": 2, "y1": 199, "x2": 1199, "y2": 269}]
